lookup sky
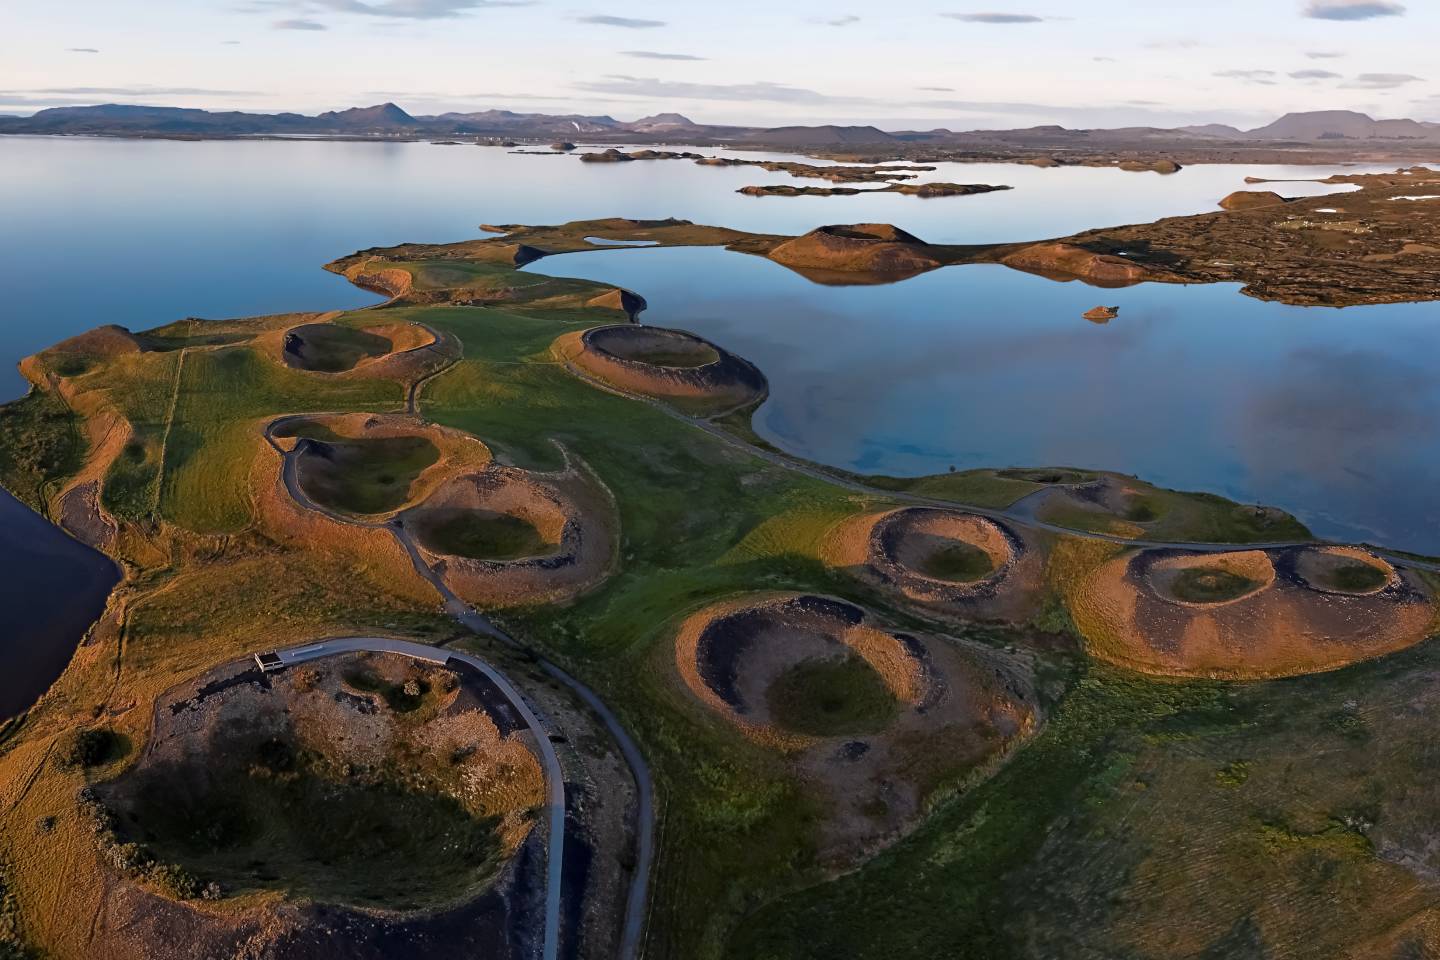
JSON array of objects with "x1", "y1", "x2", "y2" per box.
[{"x1": 3, "y1": 0, "x2": 1439, "y2": 129}]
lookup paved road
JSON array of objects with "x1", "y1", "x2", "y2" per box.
[
  {"x1": 263, "y1": 416, "x2": 657, "y2": 960},
  {"x1": 272, "y1": 635, "x2": 564, "y2": 960},
  {"x1": 389, "y1": 530, "x2": 657, "y2": 960}
]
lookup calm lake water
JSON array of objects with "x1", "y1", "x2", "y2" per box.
[
  {"x1": 0, "y1": 135, "x2": 1396, "y2": 404},
  {"x1": 530, "y1": 248, "x2": 1440, "y2": 552},
  {"x1": 0, "y1": 134, "x2": 1434, "y2": 716},
  {"x1": 0, "y1": 487, "x2": 119, "y2": 718}
]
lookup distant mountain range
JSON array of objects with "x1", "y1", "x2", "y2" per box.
[{"x1": 2, "y1": 102, "x2": 1438, "y2": 146}]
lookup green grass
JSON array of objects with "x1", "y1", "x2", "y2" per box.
[
  {"x1": 297, "y1": 435, "x2": 439, "y2": 515},
  {"x1": 342, "y1": 665, "x2": 431, "y2": 712},
  {"x1": 412, "y1": 509, "x2": 553, "y2": 560},
  {"x1": 160, "y1": 345, "x2": 400, "y2": 532},
  {"x1": 1319, "y1": 562, "x2": 1389, "y2": 593},
  {"x1": 285, "y1": 324, "x2": 391, "y2": 373},
  {"x1": 914, "y1": 542, "x2": 995, "y2": 582},
  {"x1": 731, "y1": 638, "x2": 1440, "y2": 960},
  {"x1": 766, "y1": 655, "x2": 899, "y2": 737},
  {"x1": 0, "y1": 389, "x2": 83, "y2": 511},
  {"x1": 102, "y1": 427, "x2": 162, "y2": 521},
  {"x1": 619, "y1": 342, "x2": 721, "y2": 368},
  {"x1": 107, "y1": 733, "x2": 504, "y2": 910},
  {"x1": 0, "y1": 241, "x2": 1405, "y2": 960},
  {"x1": 859, "y1": 469, "x2": 1043, "y2": 510},
  {"x1": 1037, "y1": 483, "x2": 1313, "y2": 545},
  {"x1": 1169, "y1": 567, "x2": 1262, "y2": 603}
]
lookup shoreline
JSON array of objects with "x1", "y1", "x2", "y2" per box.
[{"x1": 4, "y1": 130, "x2": 1437, "y2": 169}]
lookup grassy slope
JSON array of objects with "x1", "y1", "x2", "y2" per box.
[
  {"x1": 731, "y1": 638, "x2": 1440, "y2": 960},
  {"x1": 160, "y1": 345, "x2": 398, "y2": 533},
  {"x1": 0, "y1": 389, "x2": 84, "y2": 512}
]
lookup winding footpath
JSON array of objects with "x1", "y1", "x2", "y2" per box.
[{"x1": 269, "y1": 636, "x2": 565, "y2": 960}]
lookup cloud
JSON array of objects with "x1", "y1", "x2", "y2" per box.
[
  {"x1": 1306, "y1": 50, "x2": 1345, "y2": 58},
  {"x1": 25, "y1": 85, "x2": 265, "y2": 96},
  {"x1": 917, "y1": 86, "x2": 955, "y2": 92},
  {"x1": 942, "y1": 12, "x2": 1045, "y2": 23},
  {"x1": 221, "y1": 39, "x2": 242, "y2": 44},
  {"x1": 1290, "y1": 69, "x2": 1342, "y2": 79},
  {"x1": 1214, "y1": 69, "x2": 1279, "y2": 85},
  {"x1": 1341, "y1": 72, "x2": 1422, "y2": 88},
  {"x1": 573, "y1": 75, "x2": 873, "y2": 105},
  {"x1": 67, "y1": 47, "x2": 100, "y2": 53},
  {"x1": 313, "y1": 0, "x2": 532, "y2": 17},
  {"x1": 273, "y1": 17, "x2": 327, "y2": 28},
  {"x1": 1303, "y1": 1, "x2": 1405, "y2": 21},
  {"x1": 576, "y1": 14, "x2": 666, "y2": 28},
  {"x1": 621, "y1": 50, "x2": 705, "y2": 61},
  {"x1": 810, "y1": 15, "x2": 859, "y2": 26},
  {"x1": 1144, "y1": 38, "x2": 1202, "y2": 49}
]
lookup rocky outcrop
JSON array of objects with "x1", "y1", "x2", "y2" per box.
[
  {"x1": 1000, "y1": 243, "x2": 1149, "y2": 285},
  {"x1": 1219, "y1": 190, "x2": 1289, "y2": 211},
  {"x1": 579, "y1": 148, "x2": 633, "y2": 163},
  {"x1": 767, "y1": 224, "x2": 943, "y2": 276},
  {"x1": 585, "y1": 288, "x2": 648, "y2": 320},
  {"x1": 1119, "y1": 159, "x2": 1183, "y2": 174}
]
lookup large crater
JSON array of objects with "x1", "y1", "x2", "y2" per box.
[
  {"x1": 676, "y1": 594, "x2": 925, "y2": 745},
  {"x1": 1071, "y1": 545, "x2": 1435, "y2": 678},
  {"x1": 402, "y1": 457, "x2": 617, "y2": 607},
  {"x1": 554, "y1": 324, "x2": 767, "y2": 416},
  {"x1": 825, "y1": 507, "x2": 1042, "y2": 619},
  {"x1": 270, "y1": 413, "x2": 487, "y2": 519},
  {"x1": 282, "y1": 323, "x2": 394, "y2": 373},
  {"x1": 670, "y1": 592, "x2": 1034, "y2": 864},
  {"x1": 93, "y1": 651, "x2": 544, "y2": 913}
]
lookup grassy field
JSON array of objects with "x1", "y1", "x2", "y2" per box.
[
  {"x1": 160, "y1": 344, "x2": 399, "y2": 532},
  {"x1": 296, "y1": 434, "x2": 439, "y2": 515},
  {"x1": 914, "y1": 542, "x2": 995, "y2": 582},
  {"x1": 1315, "y1": 561, "x2": 1390, "y2": 593},
  {"x1": 0, "y1": 228, "x2": 1434, "y2": 959},
  {"x1": 729, "y1": 638, "x2": 1440, "y2": 959},
  {"x1": 766, "y1": 655, "x2": 899, "y2": 737},
  {"x1": 1170, "y1": 566, "x2": 1262, "y2": 603},
  {"x1": 412, "y1": 509, "x2": 552, "y2": 560}
]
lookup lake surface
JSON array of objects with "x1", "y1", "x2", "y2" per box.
[
  {"x1": 0, "y1": 135, "x2": 1399, "y2": 403},
  {"x1": 0, "y1": 134, "x2": 1435, "y2": 716},
  {"x1": 0, "y1": 487, "x2": 119, "y2": 718},
  {"x1": 530, "y1": 248, "x2": 1440, "y2": 553}
]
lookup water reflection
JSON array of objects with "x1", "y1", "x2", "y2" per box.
[
  {"x1": 0, "y1": 135, "x2": 1396, "y2": 399},
  {"x1": 529, "y1": 247, "x2": 1440, "y2": 553}
]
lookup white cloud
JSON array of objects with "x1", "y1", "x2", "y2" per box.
[
  {"x1": 942, "y1": 12, "x2": 1045, "y2": 23},
  {"x1": 1303, "y1": 1, "x2": 1405, "y2": 21},
  {"x1": 1341, "y1": 72, "x2": 1423, "y2": 88},
  {"x1": 621, "y1": 51, "x2": 705, "y2": 61},
  {"x1": 576, "y1": 14, "x2": 666, "y2": 28}
]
